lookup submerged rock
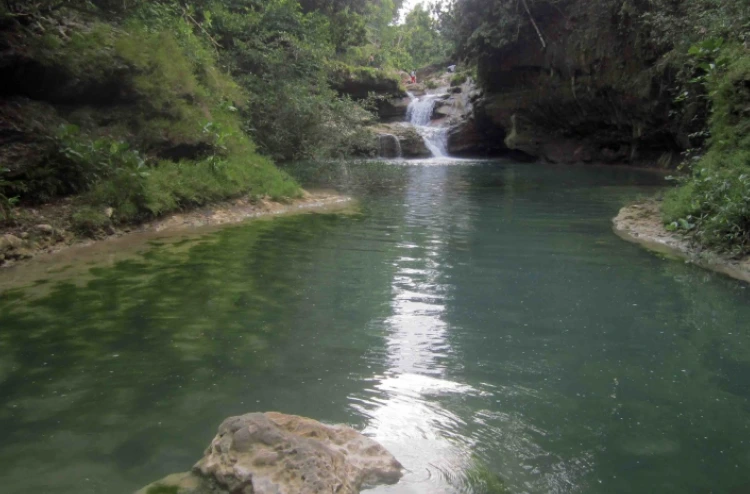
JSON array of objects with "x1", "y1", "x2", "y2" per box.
[{"x1": 137, "y1": 412, "x2": 403, "y2": 494}]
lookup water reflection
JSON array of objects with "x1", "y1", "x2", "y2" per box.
[
  {"x1": 352, "y1": 163, "x2": 480, "y2": 493},
  {"x1": 3, "y1": 161, "x2": 750, "y2": 494}
]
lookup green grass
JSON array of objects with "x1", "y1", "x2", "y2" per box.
[
  {"x1": 328, "y1": 61, "x2": 403, "y2": 93},
  {"x1": 10, "y1": 15, "x2": 301, "y2": 233},
  {"x1": 71, "y1": 206, "x2": 112, "y2": 236},
  {"x1": 82, "y1": 151, "x2": 300, "y2": 225},
  {"x1": 451, "y1": 72, "x2": 469, "y2": 87}
]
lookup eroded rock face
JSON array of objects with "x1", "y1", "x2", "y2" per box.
[
  {"x1": 452, "y1": 2, "x2": 685, "y2": 165},
  {"x1": 377, "y1": 133, "x2": 402, "y2": 158},
  {"x1": 444, "y1": 80, "x2": 509, "y2": 157},
  {"x1": 372, "y1": 123, "x2": 431, "y2": 158},
  {"x1": 137, "y1": 412, "x2": 403, "y2": 494},
  {"x1": 377, "y1": 96, "x2": 411, "y2": 123}
]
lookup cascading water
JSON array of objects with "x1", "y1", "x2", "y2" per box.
[
  {"x1": 406, "y1": 92, "x2": 449, "y2": 158},
  {"x1": 378, "y1": 133, "x2": 402, "y2": 159}
]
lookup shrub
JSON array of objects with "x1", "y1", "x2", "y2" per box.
[
  {"x1": 662, "y1": 45, "x2": 750, "y2": 254},
  {"x1": 12, "y1": 15, "x2": 301, "y2": 225},
  {"x1": 0, "y1": 168, "x2": 19, "y2": 222},
  {"x1": 84, "y1": 150, "x2": 300, "y2": 223},
  {"x1": 71, "y1": 206, "x2": 112, "y2": 237},
  {"x1": 664, "y1": 151, "x2": 750, "y2": 253},
  {"x1": 451, "y1": 72, "x2": 468, "y2": 87}
]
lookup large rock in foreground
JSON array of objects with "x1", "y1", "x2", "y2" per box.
[{"x1": 137, "y1": 412, "x2": 403, "y2": 494}]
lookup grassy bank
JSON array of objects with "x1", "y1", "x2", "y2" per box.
[
  {"x1": 0, "y1": 6, "x2": 301, "y2": 238},
  {"x1": 662, "y1": 44, "x2": 750, "y2": 255}
]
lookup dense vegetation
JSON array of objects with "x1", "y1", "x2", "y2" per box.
[
  {"x1": 0, "y1": 0, "x2": 448, "y2": 234},
  {"x1": 3, "y1": 0, "x2": 746, "y2": 255}
]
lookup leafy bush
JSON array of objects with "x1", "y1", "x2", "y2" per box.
[
  {"x1": 46, "y1": 125, "x2": 145, "y2": 199},
  {"x1": 450, "y1": 72, "x2": 468, "y2": 87},
  {"x1": 664, "y1": 151, "x2": 750, "y2": 253},
  {"x1": 8, "y1": 11, "x2": 301, "y2": 225},
  {"x1": 9, "y1": 125, "x2": 145, "y2": 204},
  {"x1": 78, "y1": 131, "x2": 300, "y2": 223},
  {"x1": 71, "y1": 206, "x2": 112, "y2": 237},
  {"x1": 0, "y1": 168, "x2": 19, "y2": 222},
  {"x1": 663, "y1": 45, "x2": 750, "y2": 254},
  {"x1": 199, "y1": 2, "x2": 386, "y2": 162}
]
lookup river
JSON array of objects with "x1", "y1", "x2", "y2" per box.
[{"x1": 1, "y1": 159, "x2": 749, "y2": 493}]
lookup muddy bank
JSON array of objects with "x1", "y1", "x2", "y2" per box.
[
  {"x1": 613, "y1": 200, "x2": 750, "y2": 283},
  {"x1": 0, "y1": 190, "x2": 353, "y2": 282}
]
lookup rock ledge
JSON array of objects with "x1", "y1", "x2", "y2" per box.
[{"x1": 613, "y1": 200, "x2": 750, "y2": 283}]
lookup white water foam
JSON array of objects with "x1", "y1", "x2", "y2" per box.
[{"x1": 406, "y1": 92, "x2": 449, "y2": 158}]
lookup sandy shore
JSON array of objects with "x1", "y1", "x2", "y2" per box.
[
  {"x1": 613, "y1": 200, "x2": 750, "y2": 283},
  {"x1": 0, "y1": 190, "x2": 354, "y2": 289}
]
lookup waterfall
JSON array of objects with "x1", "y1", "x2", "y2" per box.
[
  {"x1": 378, "y1": 133, "x2": 402, "y2": 159},
  {"x1": 406, "y1": 92, "x2": 449, "y2": 158}
]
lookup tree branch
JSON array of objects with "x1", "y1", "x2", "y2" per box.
[
  {"x1": 520, "y1": 0, "x2": 547, "y2": 50},
  {"x1": 182, "y1": 7, "x2": 223, "y2": 53}
]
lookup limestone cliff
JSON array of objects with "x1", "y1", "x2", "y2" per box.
[{"x1": 451, "y1": 0, "x2": 688, "y2": 165}]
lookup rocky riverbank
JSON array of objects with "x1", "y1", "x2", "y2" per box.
[
  {"x1": 137, "y1": 412, "x2": 402, "y2": 494},
  {"x1": 0, "y1": 191, "x2": 352, "y2": 268},
  {"x1": 613, "y1": 200, "x2": 750, "y2": 283}
]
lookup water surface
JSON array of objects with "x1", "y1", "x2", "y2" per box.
[{"x1": 1, "y1": 160, "x2": 749, "y2": 494}]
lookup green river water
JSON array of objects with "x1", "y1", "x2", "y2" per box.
[{"x1": 1, "y1": 159, "x2": 749, "y2": 493}]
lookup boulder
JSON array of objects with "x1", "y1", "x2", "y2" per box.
[
  {"x1": 397, "y1": 129, "x2": 431, "y2": 158},
  {"x1": 0, "y1": 234, "x2": 23, "y2": 251},
  {"x1": 377, "y1": 97, "x2": 411, "y2": 123},
  {"x1": 34, "y1": 224, "x2": 55, "y2": 235},
  {"x1": 371, "y1": 124, "x2": 431, "y2": 158},
  {"x1": 10, "y1": 248, "x2": 33, "y2": 260},
  {"x1": 377, "y1": 133, "x2": 402, "y2": 158},
  {"x1": 137, "y1": 412, "x2": 403, "y2": 494},
  {"x1": 447, "y1": 115, "x2": 509, "y2": 157},
  {"x1": 433, "y1": 100, "x2": 459, "y2": 119}
]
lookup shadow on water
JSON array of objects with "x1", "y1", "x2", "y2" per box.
[
  {"x1": 0, "y1": 214, "x2": 399, "y2": 493},
  {"x1": 1, "y1": 160, "x2": 750, "y2": 494}
]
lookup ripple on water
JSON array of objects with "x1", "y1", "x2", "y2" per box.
[{"x1": 3, "y1": 162, "x2": 750, "y2": 494}]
